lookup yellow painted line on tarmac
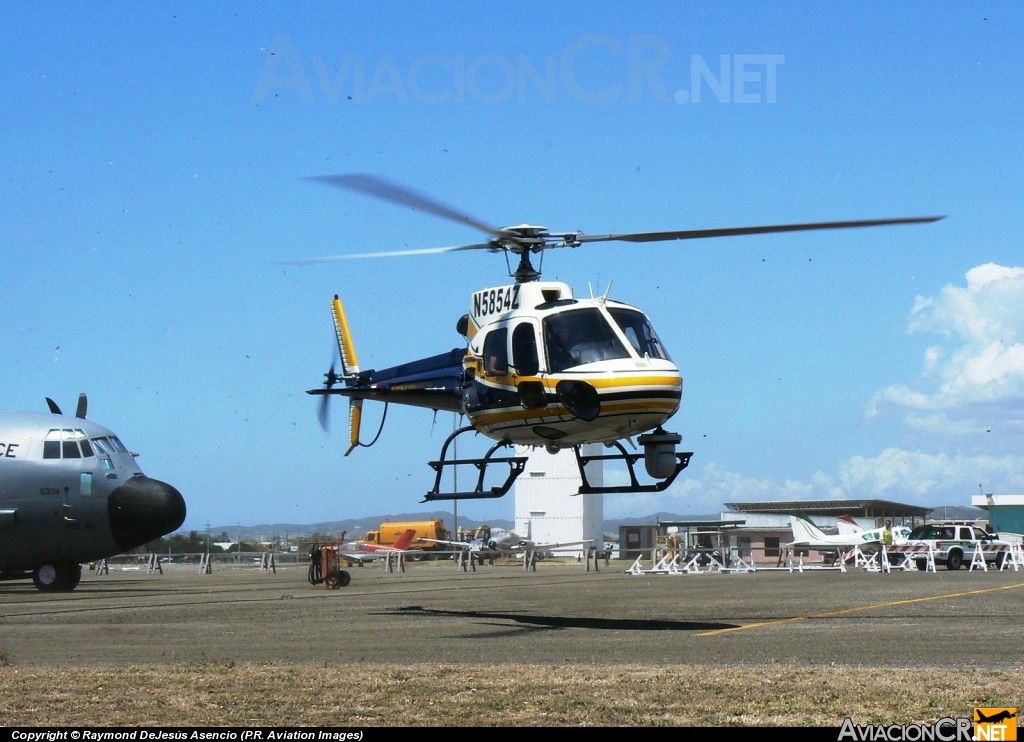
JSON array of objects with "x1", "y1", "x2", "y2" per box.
[{"x1": 698, "y1": 580, "x2": 1024, "y2": 637}]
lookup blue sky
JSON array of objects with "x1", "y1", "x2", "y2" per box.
[{"x1": 3, "y1": 3, "x2": 1023, "y2": 532}]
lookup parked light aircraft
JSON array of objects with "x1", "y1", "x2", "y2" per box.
[
  {"x1": 788, "y1": 515, "x2": 911, "y2": 552},
  {"x1": 337, "y1": 527, "x2": 418, "y2": 565},
  {"x1": 424, "y1": 522, "x2": 591, "y2": 561},
  {"x1": 0, "y1": 395, "x2": 186, "y2": 592}
]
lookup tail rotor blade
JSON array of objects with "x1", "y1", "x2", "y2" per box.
[
  {"x1": 317, "y1": 394, "x2": 331, "y2": 433},
  {"x1": 317, "y1": 358, "x2": 338, "y2": 433}
]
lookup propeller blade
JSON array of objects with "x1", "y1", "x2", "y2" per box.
[
  {"x1": 307, "y1": 174, "x2": 501, "y2": 237},
  {"x1": 574, "y1": 216, "x2": 945, "y2": 244},
  {"x1": 45, "y1": 397, "x2": 62, "y2": 415},
  {"x1": 75, "y1": 393, "x2": 88, "y2": 419}
]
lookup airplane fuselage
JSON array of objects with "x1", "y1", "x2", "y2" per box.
[{"x1": 0, "y1": 408, "x2": 186, "y2": 591}]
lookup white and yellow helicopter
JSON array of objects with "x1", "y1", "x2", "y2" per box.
[{"x1": 290, "y1": 175, "x2": 942, "y2": 502}]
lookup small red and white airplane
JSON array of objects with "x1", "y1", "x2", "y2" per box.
[{"x1": 336, "y1": 528, "x2": 418, "y2": 566}]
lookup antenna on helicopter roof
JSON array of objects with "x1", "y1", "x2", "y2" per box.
[{"x1": 588, "y1": 280, "x2": 613, "y2": 304}]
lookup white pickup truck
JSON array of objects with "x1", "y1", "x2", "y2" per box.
[{"x1": 898, "y1": 524, "x2": 1013, "y2": 571}]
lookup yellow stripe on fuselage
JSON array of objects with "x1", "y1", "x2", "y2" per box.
[
  {"x1": 477, "y1": 372, "x2": 681, "y2": 392},
  {"x1": 468, "y1": 372, "x2": 681, "y2": 428}
]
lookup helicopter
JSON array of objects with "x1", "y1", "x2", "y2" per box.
[{"x1": 289, "y1": 174, "x2": 942, "y2": 502}]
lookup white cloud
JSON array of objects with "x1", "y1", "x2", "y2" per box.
[
  {"x1": 604, "y1": 448, "x2": 1024, "y2": 519},
  {"x1": 607, "y1": 464, "x2": 849, "y2": 518},
  {"x1": 868, "y1": 263, "x2": 1024, "y2": 438},
  {"x1": 840, "y1": 448, "x2": 1024, "y2": 501}
]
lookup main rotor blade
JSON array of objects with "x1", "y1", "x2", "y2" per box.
[
  {"x1": 277, "y1": 242, "x2": 495, "y2": 265},
  {"x1": 308, "y1": 174, "x2": 501, "y2": 237},
  {"x1": 575, "y1": 216, "x2": 945, "y2": 244}
]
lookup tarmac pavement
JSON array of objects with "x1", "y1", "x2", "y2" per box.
[{"x1": 1, "y1": 559, "x2": 1022, "y2": 669}]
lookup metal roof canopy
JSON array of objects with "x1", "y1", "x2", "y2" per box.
[
  {"x1": 725, "y1": 499, "x2": 930, "y2": 520},
  {"x1": 658, "y1": 519, "x2": 746, "y2": 530}
]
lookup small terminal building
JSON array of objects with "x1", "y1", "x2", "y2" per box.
[
  {"x1": 618, "y1": 499, "x2": 931, "y2": 564},
  {"x1": 972, "y1": 494, "x2": 1024, "y2": 534}
]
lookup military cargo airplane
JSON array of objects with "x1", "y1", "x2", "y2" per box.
[{"x1": 0, "y1": 394, "x2": 186, "y2": 592}]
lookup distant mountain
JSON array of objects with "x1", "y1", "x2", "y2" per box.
[
  {"x1": 202, "y1": 511, "x2": 513, "y2": 542},
  {"x1": 202, "y1": 510, "x2": 722, "y2": 542},
  {"x1": 926, "y1": 504, "x2": 988, "y2": 521}
]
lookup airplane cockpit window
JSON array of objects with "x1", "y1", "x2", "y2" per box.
[
  {"x1": 43, "y1": 430, "x2": 61, "y2": 459},
  {"x1": 608, "y1": 307, "x2": 670, "y2": 361},
  {"x1": 543, "y1": 308, "x2": 630, "y2": 372},
  {"x1": 91, "y1": 436, "x2": 116, "y2": 469},
  {"x1": 93, "y1": 435, "x2": 129, "y2": 454},
  {"x1": 44, "y1": 429, "x2": 95, "y2": 459}
]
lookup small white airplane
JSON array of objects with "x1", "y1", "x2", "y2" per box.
[
  {"x1": 425, "y1": 522, "x2": 591, "y2": 561},
  {"x1": 788, "y1": 515, "x2": 911, "y2": 552},
  {"x1": 336, "y1": 528, "x2": 418, "y2": 566}
]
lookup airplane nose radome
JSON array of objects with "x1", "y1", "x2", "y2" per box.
[{"x1": 109, "y1": 476, "x2": 187, "y2": 550}]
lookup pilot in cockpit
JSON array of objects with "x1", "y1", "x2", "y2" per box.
[{"x1": 547, "y1": 324, "x2": 576, "y2": 372}]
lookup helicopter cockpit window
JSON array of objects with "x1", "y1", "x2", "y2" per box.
[
  {"x1": 483, "y1": 328, "x2": 508, "y2": 375},
  {"x1": 608, "y1": 307, "x2": 670, "y2": 361},
  {"x1": 543, "y1": 308, "x2": 630, "y2": 372},
  {"x1": 511, "y1": 323, "x2": 539, "y2": 376}
]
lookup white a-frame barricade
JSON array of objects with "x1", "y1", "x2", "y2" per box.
[
  {"x1": 1001, "y1": 543, "x2": 1024, "y2": 571},
  {"x1": 969, "y1": 546, "x2": 990, "y2": 571},
  {"x1": 884, "y1": 544, "x2": 936, "y2": 572}
]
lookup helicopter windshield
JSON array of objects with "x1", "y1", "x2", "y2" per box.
[
  {"x1": 543, "y1": 308, "x2": 630, "y2": 372},
  {"x1": 608, "y1": 307, "x2": 671, "y2": 361}
]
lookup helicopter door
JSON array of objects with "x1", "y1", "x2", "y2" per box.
[
  {"x1": 511, "y1": 322, "x2": 545, "y2": 409},
  {"x1": 511, "y1": 322, "x2": 539, "y2": 376}
]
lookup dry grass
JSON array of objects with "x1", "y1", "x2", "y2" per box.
[{"x1": 1, "y1": 663, "x2": 1019, "y2": 727}]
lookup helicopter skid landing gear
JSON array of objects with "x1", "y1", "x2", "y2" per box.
[
  {"x1": 422, "y1": 425, "x2": 528, "y2": 502},
  {"x1": 574, "y1": 434, "x2": 693, "y2": 494}
]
